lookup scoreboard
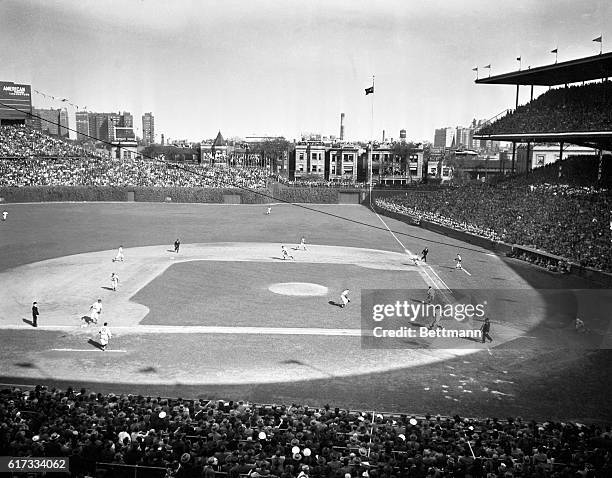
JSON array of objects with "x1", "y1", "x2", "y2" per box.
[{"x1": 0, "y1": 81, "x2": 32, "y2": 120}]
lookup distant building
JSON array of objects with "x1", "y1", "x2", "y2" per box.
[
  {"x1": 75, "y1": 111, "x2": 90, "y2": 141},
  {"x1": 200, "y1": 131, "x2": 229, "y2": 166},
  {"x1": 32, "y1": 108, "x2": 68, "y2": 138},
  {"x1": 455, "y1": 126, "x2": 473, "y2": 149},
  {"x1": 434, "y1": 127, "x2": 455, "y2": 148},
  {"x1": 399, "y1": 129, "x2": 407, "y2": 141},
  {"x1": 142, "y1": 112, "x2": 154, "y2": 145},
  {"x1": 327, "y1": 144, "x2": 359, "y2": 182}
]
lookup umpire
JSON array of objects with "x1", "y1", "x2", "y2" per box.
[
  {"x1": 480, "y1": 317, "x2": 493, "y2": 343},
  {"x1": 32, "y1": 301, "x2": 39, "y2": 328}
]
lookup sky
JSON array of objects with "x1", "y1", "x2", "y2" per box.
[{"x1": 1, "y1": 0, "x2": 610, "y2": 143}]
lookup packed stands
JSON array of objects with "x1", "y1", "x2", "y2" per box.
[
  {"x1": 375, "y1": 156, "x2": 611, "y2": 273},
  {"x1": 479, "y1": 81, "x2": 612, "y2": 135},
  {"x1": 0, "y1": 126, "x2": 270, "y2": 189},
  {"x1": 0, "y1": 124, "x2": 106, "y2": 159},
  {"x1": 1, "y1": 385, "x2": 610, "y2": 478}
]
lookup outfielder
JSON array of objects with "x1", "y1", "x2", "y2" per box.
[
  {"x1": 455, "y1": 253, "x2": 463, "y2": 270},
  {"x1": 113, "y1": 246, "x2": 125, "y2": 262}
]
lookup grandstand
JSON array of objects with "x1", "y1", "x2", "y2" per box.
[{"x1": 473, "y1": 52, "x2": 612, "y2": 176}]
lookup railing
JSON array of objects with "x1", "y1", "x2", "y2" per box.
[{"x1": 473, "y1": 108, "x2": 512, "y2": 134}]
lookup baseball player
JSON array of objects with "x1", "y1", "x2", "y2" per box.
[
  {"x1": 113, "y1": 246, "x2": 125, "y2": 262},
  {"x1": 1, "y1": 211, "x2": 7, "y2": 221},
  {"x1": 266, "y1": 206, "x2": 271, "y2": 215},
  {"x1": 298, "y1": 237, "x2": 307, "y2": 251},
  {"x1": 425, "y1": 286, "x2": 435, "y2": 304},
  {"x1": 575, "y1": 317, "x2": 586, "y2": 333},
  {"x1": 421, "y1": 247, "x2": 429, "y2": 262},
  {"x1": 340, "y1": 289, "x2": 350, "y2": 308},
  {"x1": 454, "y1": 253, "x2": 462, "y2": 270},
  {"x1": 110, "y1": 273, "x2": 119, "y2": 291},
  {"x1": 98, "y1": 322, "x2": 112, "y2": 351},
  {"x1": 89, "y1": 299, "x2": 102, "y2": 325},
  {"x1": 281, "y1": 245, "x2": 294, "y2": 260},
  {"x1": 428, "y1": 310, "x2": 443, "y2": 330}
]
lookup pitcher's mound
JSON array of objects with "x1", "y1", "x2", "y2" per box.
[{"x1": 269, "y1": 282, "x2": 329, "y2": 296}]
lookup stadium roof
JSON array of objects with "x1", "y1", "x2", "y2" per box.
[
  {"x1": 475, "y1": 52, "x2": 612, "y2": 86},
  {"x1": 473, "y1": 131, "x2": 612, "y2": 150}
]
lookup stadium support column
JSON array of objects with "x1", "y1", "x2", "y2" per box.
[
  {"x1": 515, "y1": 84, "x2": 519, "y2": 109},
  {"x1": 511, "y1": 141, "x2": 516, "y2": 173},
  {"x1": 526, "y1": 142, "x2": 531, "y2": 173},
  {"x1": 558, "y1": 142, "x2": 564, "y2": 179},
  {"x1": 597, "y1": 149, "x2": 603, "y2": 183}
]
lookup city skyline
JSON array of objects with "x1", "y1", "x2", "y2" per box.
[{"x1": 1, "y1": 0, "x2": 610, "y2": 143}]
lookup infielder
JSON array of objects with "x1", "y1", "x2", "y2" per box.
[
  {"x1": 298, "y1": 237, "x2": 307, "y2": 251},
  {"x1": 110, "y1": 273, "x2": 119, "y2": 291},
  {"x1": 266, "y1": 206, "x2": 271, "y2": 215},
  {"x1": 340, "y1": 289, "x2": 350, "y2": 308},
  {"x1": 455, "y1": 253, "x2": 463, "y2": 270},
  {"x1": 98, "y1": 322, "x2": 112, "y2": 351},
  {"x1": 88, "y1": 299, "x2": 102, "y2": 326},
  {"x1": 281, "y1": 245, "x2": 294, "y2": 260},
  {"x1": 1, "y1": 211, "x2": 7, "y2": 221}
]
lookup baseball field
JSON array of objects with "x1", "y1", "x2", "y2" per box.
[{"x1": 0, "y1": 202, "x2": 610, "y2": 423}]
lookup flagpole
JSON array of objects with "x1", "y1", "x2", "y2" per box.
[{"x1": 369, "y1": 75, "x2": 374, "y2": 207}]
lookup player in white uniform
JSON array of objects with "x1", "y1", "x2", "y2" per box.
[
  {"x1": 110, "y1": 273, "x2": 119, "y2": 291},
  {"x1": 1, "y1": 211, "x2": 7, "y2": 221},
  {"x1": 281, "y1": 245, "x2": 294, "y2": 260},
  {"x1": 266, "y1": 206, "x2": 271, "y2": 215},
  {"x1": 455, "y1": 253, "x2": 462, "y2": 270},
  {"x1": 298, "y1": 237, "x2": 307, "y2": 251},
  {"x1": 89, "y1": 299, "x2": 102, "y2": 325},
  {"x1": 98, "y1": 322, "x2": 112, "y2": 351},
  {"x1": 575, "y1": 317, "x2": 586, "y2": 333},
  {"x1": 113, "y1": 246, "x2": 124, "y2": 262},
  {"x1": 340, "y1": 289, "x2": 350, "y2": 308}
]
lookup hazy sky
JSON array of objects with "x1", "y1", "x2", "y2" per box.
[{"x1": 1, "y1": 0, "x2": 610, "y2": 142}]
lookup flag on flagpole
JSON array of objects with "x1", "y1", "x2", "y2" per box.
[
  {"x1": 550, "y1": 48, "x2": 558, "y2": 54},
  {"x1": 365, "y1": 86, "x2": 374, "y2": 95},
  {"x1": 593, "y1": 36, "x2": 602, "y2": 43},
  {"x1": 516, "y1": 57, "x2": 521, "y2": 61},
  {"x1": 472, "y1": 67, "x2": 478, "y2": 71},
  {"x1": 483, "y1": 64, "x2": 491, "y2": 69}
]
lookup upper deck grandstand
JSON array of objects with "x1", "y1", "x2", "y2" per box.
[{"x1": 474, "y1": 52, "x2": 612, "y2": 152}]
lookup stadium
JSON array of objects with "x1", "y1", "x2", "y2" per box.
[{"x1": 1, "y1": 3, "x2": 612, "y2": 478}]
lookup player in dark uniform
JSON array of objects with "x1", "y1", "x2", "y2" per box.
[{"x1": 421, "y1": 247, "x2": 429, "y2": 262}]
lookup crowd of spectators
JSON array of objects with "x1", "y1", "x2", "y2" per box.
[
  {"x1": 1, "y1": 385, "x2": 611, "y2": 478},
  {"x1": 0, "y1": 126, "x2": 270, "y2": 189},
  {"x1": 374, "y1": 159, "x2": 611, "y2": 272},
  {"x1": 0, "y1": 125, "x2": 106, "y2": 159},
  {"x1": 479, "y1": 81, "x2": 612, "y2": 135},
  {"x1": 275, "y1": 176, "x2": 366, "y2": 188}
]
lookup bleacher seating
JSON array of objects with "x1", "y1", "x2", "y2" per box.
[{"x1": 1, "y1": 385, "x2": 610, "y2": 477}]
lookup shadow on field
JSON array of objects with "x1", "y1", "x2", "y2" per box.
[
  {"x1": 328, "y1": 300, "x2": 343, "y2": 308},
  {"x1": 22, "y1": 318, "x2": 36, "y2": 327},
  {"x1": 87, "y1": 339, "x2": 104, "y2": 351},
  {"x1": 100, "y1": 286, "x2": 114, "y2": 291}
]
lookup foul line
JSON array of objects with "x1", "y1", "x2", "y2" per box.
[
  {"x1": 372, "y1": 209, "x2": 453, "y2": 294},
  {"x1": 51, "y1": 349, "x2": 127, "y2": 353}
]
